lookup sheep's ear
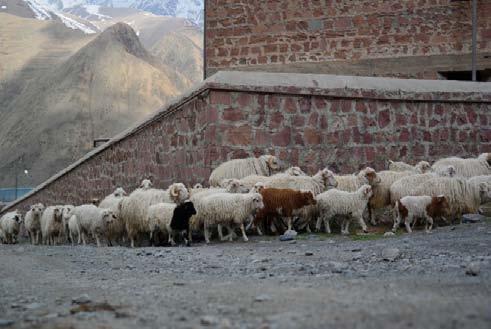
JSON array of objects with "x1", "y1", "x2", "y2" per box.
[{"x1": 388, "y1": 160, "x2": 394, "y2": 165}]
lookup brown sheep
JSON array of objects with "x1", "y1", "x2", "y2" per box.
[{"x1": 253, "y1": 188, "x2": 317, "y2": 235}]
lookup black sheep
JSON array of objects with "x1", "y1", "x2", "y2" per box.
[{"x1": 169, "y1": 201, "x2": 197, "y2": 246}]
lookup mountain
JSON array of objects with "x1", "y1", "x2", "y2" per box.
[
  {"x1": 34, "y1": 0, "x2": 204, "y2": 27},
  {"x1": 0, "y1": 21, "x2": 192, "y2": 187}
]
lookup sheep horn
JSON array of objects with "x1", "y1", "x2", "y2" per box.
[{"x1": 170, "y1": 185, "x2": 179, "y2": 197}]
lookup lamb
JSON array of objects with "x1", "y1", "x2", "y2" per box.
[
  {"x1": 140, "y1": 179, "x2": 153, "y2": 190},
  {"x1": 368, "y1": 170, "x2": 414, "y2": 225},
  {"x1": 253, "y1": 188, "x2": 317, "y2": 235},
  {"x1": 99, "y1": 187, "x2": 127, "y2": 246},
  {"x1": 198, "y1": 193, "x2": 264, "y2": 243},
  {"x1": 432, "y1": 153, "x2": 491, "y2": 178},
  {"x1": 209, "y1": 155, "x2": 281, "y2": 186},
  {"x1": 147, "y1": 201, "x2": 197, "y2": 246},
  {"x1": 412, "y1": 177, "x2": 491, "y2": 221},
  {"x1": 40, "y1": 206, "x2": 64, "y2": 245},
  {"x1": 120, "y1": 180, "x2": 189, "y2": 247},
  {"x1": 388, "y1": 160, "x2": 432, "y2": 173},
  {"x1": 0, "y1": 210, "x2": 22, "y2": 244},
  {"x1": 70, "y1": 204, "x2": 116, "y2": 247},
  {"x1": 335, "y1": 167, "x2": 380, "y2": 192},
  {"x1": 315, "y1": 185, "x2": 373, "y2": 234},
  {"x1": 24, "y1": 203, "x2": 45, "y2": 245},
  {"x1": 235, "y1": 166, "x2": 306, "y2": 190},
  {"x1": 389, "y1": 166, "x2": 457, "y2": 205},
  {"x1": 393, "y1": 195, "x2": 450, "y2": 233}
]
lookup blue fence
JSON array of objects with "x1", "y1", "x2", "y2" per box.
[{"x1": 0, "y1": 188, "x2": 33, "y2": 202}]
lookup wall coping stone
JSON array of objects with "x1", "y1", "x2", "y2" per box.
[{"x1": 2, "y1": 71, "x2": 490, "y2": 213}]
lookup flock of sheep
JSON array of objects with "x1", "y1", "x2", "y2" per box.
[{"x1": 1, "y1": 153, "x2": 490, "y2": 248}]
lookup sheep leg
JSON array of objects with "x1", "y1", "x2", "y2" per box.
[
  {"x1": 286, "y1": 217, "x2": 293, "y2": 231},
  {"x1": 270, "y1": 222, "x2": 277, "y2": 233},
  {"x1": 149, "y1": 231, "x2": 154, "y2": 247},
  {"x1": 356, "y1": 216, "x2": 368, "y2": 233},
  {"x1": 425, "y1": 215, "x2": 433, "y2": 233},
  {"x1": 323, "y1": 216, "x2": 331, "y2": 234},
  {"x1": 392, "y1": 214, "x2": 401, "y2": 233},
  {"x1": 256, "y1": 225, "x2": 263, "y2": 236},
  {"x1": 341, "y1": 219, "x2": 350, "y2": 235},
  {"x1": 240, "y1": 223, "x2": 248, "y2": 242},
  {"x1": 404, "y1": 217, "x2": 413, "y2": 233},
  {"x1": 368, "y1": 206, "x2": 377, "y2": 226},
  {"x1": 217, "y1": 224, "x2": 225, "y2": 241},
  {"x1": 183, "y1": 230, "x2": 191, "y2": 247},
  {"x1": 81, "y1": 232, "x2": 87, "y2": 246},
  {"x1": 96, "y1": 235, "x2": 101, "y2": 247},
  {"x1": 168, "y1": 232, "x2": 176, "y2": 246},
  {"x1": 204, "y1": 222, "x2": 211, "y2": 244},
  {"x1": 315, "y1": 216, "x2": 323, "y2": 232}
]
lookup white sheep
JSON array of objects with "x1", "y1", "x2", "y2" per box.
[
  {"x1": 234, "y1": 167, "x2": 303, "y2": 190},
  {"x1": 467, "y1": 175, "x2": 491, "y2": 189},
  {"x1": 335, "y1": 167, "x2": 380, "y2": 192},
  {"x1": 99, "y1": 188, "x2": 127, "y2": 246},
  {"x1": 388, "y1": 160, "x2": 432, "y2": 173},
  {"x1": 432, "y1": 153, "x2": 491, "y2": 178},
  {"x1": 120, "y1": 180, "x2": 189, "y2": 247},
  {"x1": 393, "y1": 195, "x2": 450, "y2": 233},
  {"x1": 24, "y1": 203, "x2": 45, "y2": 245},
  {"x1": 198, "y1": 193, "x2": 264, "y2": 243},
  {"x1": 68, "y1": 214, "x2": 81, "y2": 245},
  {"x1": 40, "y1": 206, "x2": 64, "y2": 245},
  {"x1": 413, "y1": 177, "x2": 491, "y2": 222},
  {"x1": 147, "y1": 203, "x2": 175, "y2": 245},
  {"x1": 70, "y1": 204, "x2": 116, "y2": 247},
  {"x1": 209, "y1": 155, "x2": 281, "y2": 186},
  {"x1": 140, "y1": 179, "x2": 153, "y2": 190},
  {"x1": 0, "y1": 210, "x2": 22, "y2": 244},
  {"x1": 315, "y1": 185, "x2": 373, "y2": 234},
  {"x1": 188, "y1": 182, "x2": 249, "y2": 241},
  {"x1": 389, "y1": 166, "x2": 457, "y2": 205}
]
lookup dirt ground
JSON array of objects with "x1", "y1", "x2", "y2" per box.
[{"x1": 1, "y1": 221, "x2": 490, "y2": 329}]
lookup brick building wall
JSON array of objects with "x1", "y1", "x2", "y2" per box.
[
  {"x1": 205, "y1": 0, "x2": 491, "y2": 78},
  {"x1": 1, "y1": 72, "x2": 490, "y2": 214}
]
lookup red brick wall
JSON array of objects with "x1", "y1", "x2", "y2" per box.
[
  {"x1": 4, "y1": 84, "x2": 490, "y2": 214},
  {"x1": 205, "y1": 0, "x2": 491, "y2": 77}
]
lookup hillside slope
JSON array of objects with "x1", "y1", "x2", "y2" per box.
[{"x1": 0, "y1": 22, "x2": 190, "y2": 187}]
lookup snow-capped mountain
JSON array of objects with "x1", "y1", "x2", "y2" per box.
[{"x1": 36, "y1": 0, "x2": 203, "y2": 27}]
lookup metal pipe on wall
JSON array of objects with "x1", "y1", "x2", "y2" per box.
[{"x1": 471, "y1": 0, "x2": 477, "y2": 81}]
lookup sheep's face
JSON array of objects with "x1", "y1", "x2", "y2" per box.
[
  {"x1": 301, "y1": 191, "x2": 317, "y2": 206},
  {"x1": 417, "y1": 161, "x2": 432, "y2": 173},
  {"x1": 102, "y1": 210, "x2": 117, "y2": 225},
  {"x1": 252, "y1": 194, "x2": 265, "y2": 210},
  {"x1": 478, "y1": 183, "x2": 491, "y2": 204},
  {"x1": 265, "y1": 155, "x2": 281, "y2": 172},
  {"x1": 321, "y1": 168, "x2": 338, "y2": 189},
  {"x1": 140, "y1": 179, "x2": 153, "y2": 189},
  {"x1": 170, "y1": 183, "x2": 190, "y2": 203},
  {"x1": 363, "y1": 168, "x2": 381, "y2": 186},
  {"x1": 13, "y1": 213, "x2": 22, "y2": 224},
  {"x1": 285, "y1": 166, "x2": 306, "y2": 176},
  {"x1": 444, "y1": 165, "x2": 456, "y2": 177},
  {"x1": 114, "y1": 187, "x2": 127, "y2": 197},
  {"x1": 31, "y1": 204, "x2": 44, "y2": 216},
  {"x1": 62, "y1": 206, "x2": 74, "y2": 220},
  {"x1": 219, "y1": 178, "x2": 233, "y2": 188},
  {"x1": 53, "y1": 208, "x2": 63, "y2": 222},
  {"x1": 252, "y1": 182, "x2": 265, "y2": 194},
  {"x1": 227, "y1": 180, "x2": 249, "y2": 193},
  {"x1": 360, "y1": 185, "x2": 373, "y2": 199}
]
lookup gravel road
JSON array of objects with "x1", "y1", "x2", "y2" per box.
[{"x1": 1, "y1": 221, "x2": 490, "y2": 329}]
